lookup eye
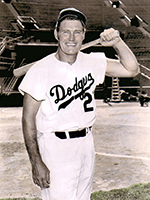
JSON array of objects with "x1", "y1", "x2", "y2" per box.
[
  {"x1": 62, "y1": 30, "x2": 69, "y2": 34},
  {"x1": 75, "y1": 30, "x2": 82, "y2": 35}
]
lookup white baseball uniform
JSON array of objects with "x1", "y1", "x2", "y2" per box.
[{"x1": 19, "y1": 51, "x2": 107, "y2": 200}]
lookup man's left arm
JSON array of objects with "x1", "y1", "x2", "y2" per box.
[{"x1": 100, "y1": 28, "x2": 139, "y2": 77}]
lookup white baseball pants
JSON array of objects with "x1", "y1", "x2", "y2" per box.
[{"x1": 37, "y1": 129, "x2": 95, "y2": 200}]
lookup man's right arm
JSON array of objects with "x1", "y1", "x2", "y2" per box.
[{"x1": 22, "y1": 93, "x2": 50, "y2": 188}]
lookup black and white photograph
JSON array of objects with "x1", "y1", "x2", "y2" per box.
[{"x1": 0, "y1": 0, "x2": 150, "y2": 199}]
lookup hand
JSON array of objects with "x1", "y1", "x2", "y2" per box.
[
  {"x1": 100, "y1": 28, "x2": 121, "y2": 47},
  {"x1": 32, "y1": 160, "x2": 50, "y2": 188}
]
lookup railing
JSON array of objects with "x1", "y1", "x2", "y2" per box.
[
  {"x1": 1, "y1": 58, "x2": 25, "y2": 95},
  {"x1": 0, "y1": 35, "x2": 23, "y2": 95},
  {"x1": 0, "y1": 37, "x2": 7, "y2": 55},
  {"x1": 140, "y1": 63, "x2": 150, "y2": 80},
  {"x1": 0, "y1": 35, "x2": 22, "y2": 56},
  {"x1": 1, "y1": 61, "x2": 16, "y2": 95}
]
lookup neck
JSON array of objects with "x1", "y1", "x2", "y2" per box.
[{"x1": 55, "y1": 49, "x2": 78, "y2": 65}]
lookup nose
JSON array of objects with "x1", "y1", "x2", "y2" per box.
[{"x1": 69, "y1": 32, "x2": 75, "y2": 41}]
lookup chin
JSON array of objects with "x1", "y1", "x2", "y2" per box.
[{"x1": 66, "y1": 48, "x2": 80, "y2": 54}]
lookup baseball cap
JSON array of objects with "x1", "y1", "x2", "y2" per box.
[{"x1": 55, "y1": 8, "x2": 87, "y2": 28}]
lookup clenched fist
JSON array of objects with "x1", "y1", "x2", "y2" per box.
[{"x1": 100, "y1": 28, "x2": 121, "y2": 47}]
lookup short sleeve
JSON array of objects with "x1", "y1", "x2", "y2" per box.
[
  {"x1": 18, "y1": 61, "x2": 46, "y2": 101},
  {"x1": 90, "y1": 52, "x2": 107, "y2": 85}
]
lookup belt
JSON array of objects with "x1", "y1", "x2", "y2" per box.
[{"x1": 55, "y1": 127, "x2": 92, "y2": 139}]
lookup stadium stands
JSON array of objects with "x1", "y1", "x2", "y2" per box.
[
  {"x1": 0, "y1": 3, "x2": 16, "y2": 37},
  {"x1": 121, "y1": 0, "x2": 150, "y2": 6},
  {"x1": 12, "y1": 1, "x2": 105, "y2": 31},
  {"x1": 0, "y1": 0, "x2": 150, "y2": 98}
]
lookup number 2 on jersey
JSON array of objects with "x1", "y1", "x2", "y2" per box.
[{"x1": 83, "y1": 93, "x2": 94, "y2": 112}]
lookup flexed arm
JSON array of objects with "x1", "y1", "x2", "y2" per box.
[
  {"x1": 100, "y1": 28, "x2": 139, "y2": 77},
  {"x1": 22, "y1": 93, "x2": 50, "y2": 188}
]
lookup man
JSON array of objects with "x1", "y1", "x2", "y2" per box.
[{"x1": 19, "y1": 7, "x2": 139, "y2": 200}]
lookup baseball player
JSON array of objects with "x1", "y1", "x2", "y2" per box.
[{"x1": 19, "y1": 8, "x2": 139, "y2": 200}]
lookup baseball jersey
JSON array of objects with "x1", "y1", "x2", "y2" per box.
[{"x1": 19, "y1": 51, "x2": 107, "y2": 133}]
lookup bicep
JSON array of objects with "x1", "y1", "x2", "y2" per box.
[
  {"x1": 106, "y1": 58, "x2": 135, "y2": 78},
  {"x1": 22, "y1": 93, "x2": 42, "y2": 123}
]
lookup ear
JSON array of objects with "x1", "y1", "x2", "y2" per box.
[
  {"x1": 83, "y1": 28, "x2": 86, "y2": 40},
  {"x1": 54, "y1": 29, "x2": 59, "y2": 41}
]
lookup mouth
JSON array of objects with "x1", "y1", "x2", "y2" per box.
[{"x1": 66, "y1": 43, "x2": 77, "y2": 47}]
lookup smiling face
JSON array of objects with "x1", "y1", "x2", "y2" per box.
[{"x1": 54, "y1": 19, "x2": 85, "y2": 60}]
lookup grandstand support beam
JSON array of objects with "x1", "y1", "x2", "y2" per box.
[
  {"x1": 138, "y1": 27, "x2": 150, "y2": 38},
  {"x1": 5, "y1": 3, "x2": 19, "y2": 19}
]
